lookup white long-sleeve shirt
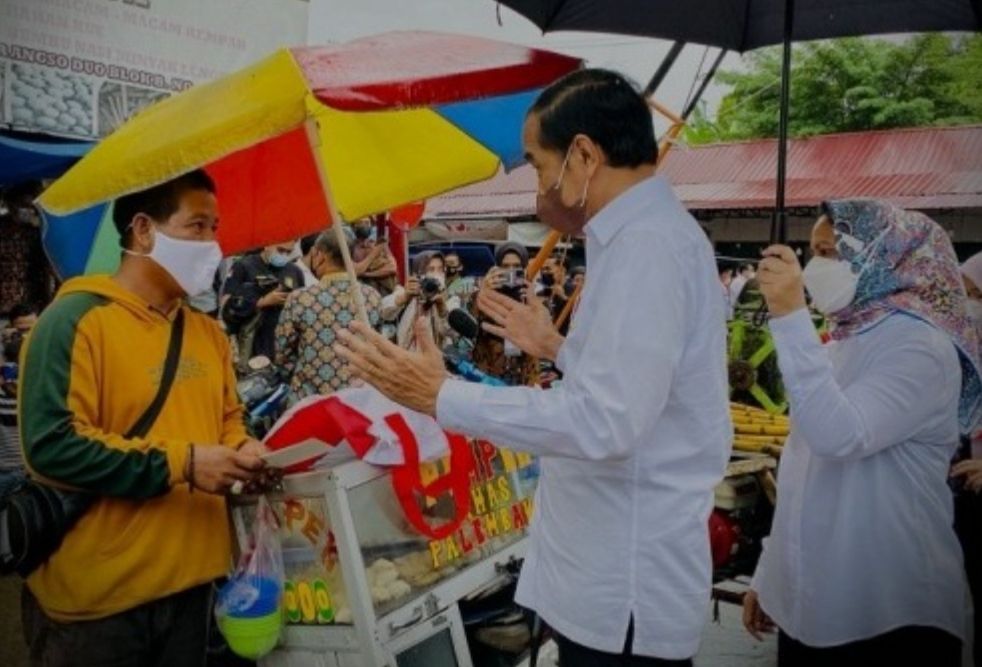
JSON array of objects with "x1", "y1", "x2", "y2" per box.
[
  {"x1": 752, "y1": 308, "x2": 966, "y2": 646},
  {"x1": 437, "y1": 176, "x2": 731, "y2": 659}
]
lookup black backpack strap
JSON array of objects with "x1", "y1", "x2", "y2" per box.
[{"x1": 124, "y1": 309, "x2": 185, "y2": 439}]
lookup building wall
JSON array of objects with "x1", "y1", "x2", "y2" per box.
[{"x1": 702, "y1": 208, "x2": 982, "y2": 259}]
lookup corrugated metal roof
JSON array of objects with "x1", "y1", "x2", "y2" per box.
[{"x1": 424, "y1": 125, "x2": 982, "y2": 218}]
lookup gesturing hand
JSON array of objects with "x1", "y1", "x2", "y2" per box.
[
  {"x1": 757, "y1": 245, "x2": 807, "y2": 317},
  {"x1": 334, "y1": 318, "x2": 447, "y2": 416},
  {"x1": 477, "y1": 289, "x2": 564, "y2": 362}
]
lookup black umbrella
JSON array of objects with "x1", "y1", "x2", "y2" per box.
[{"x1": 496, "y1": 0, "x2": 982, "y2": 241}]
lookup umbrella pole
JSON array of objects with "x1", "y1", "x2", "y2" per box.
[
  {"x1": 643, "y1": 41, "x2": 686, "y2": 96},
  {"x1": 771, "y1": 0, "x2": 796, "y2": 244},
  {"x1": 304, "y1": 118, "x2": 371, "y2": 326}
]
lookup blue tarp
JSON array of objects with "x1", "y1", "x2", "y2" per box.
[{"x1": 0, "y1": 131, "x2": 93, "y2": 185}]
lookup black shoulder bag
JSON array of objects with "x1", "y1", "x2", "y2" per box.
[{"x1": 0, "y1": 310, "x2": 185, "y2": 577}]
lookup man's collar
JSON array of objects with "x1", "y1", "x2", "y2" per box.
[
  {"x1": 319, "y1": 271, "x2": 350, "y2": 285},
  {"x1": 585, "y1": 176, "x2": 673, "y2": 247}
]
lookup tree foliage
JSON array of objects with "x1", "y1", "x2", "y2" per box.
[{"x1": 683, "y1": 34, "x2": 982, "y2": 144}]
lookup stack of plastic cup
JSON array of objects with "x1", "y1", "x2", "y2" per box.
[{"x1": 217, "y1": 576, "x2": 283, "y2": 660}]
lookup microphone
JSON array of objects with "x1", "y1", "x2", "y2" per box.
[{"x1": 448, "y1": 308, "x2": 479, "y2": 340}]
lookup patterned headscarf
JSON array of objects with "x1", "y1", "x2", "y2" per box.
[{"x1": 823, "y1": 199, "x2": 982, "y2": 433}]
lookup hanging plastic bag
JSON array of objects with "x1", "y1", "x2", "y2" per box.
[{"x1": 215, "y1": 496, "x2": 284, "y2": 660}]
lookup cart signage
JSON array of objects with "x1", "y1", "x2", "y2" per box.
[{"x1": 425, "y1": 440, "x2": 537, "y2": 569}]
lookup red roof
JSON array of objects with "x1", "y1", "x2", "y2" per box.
[{"x1": 424, "y1": 125, "x2": 982, "y2": 218}]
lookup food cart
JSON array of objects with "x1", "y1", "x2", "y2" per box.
[{"x1": 230, "y1": 441, "x2": 540, "y2": 667}]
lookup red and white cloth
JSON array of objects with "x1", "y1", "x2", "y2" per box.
[{"x1": 263, "y1": 386, "x2": 473, "y2": 540}]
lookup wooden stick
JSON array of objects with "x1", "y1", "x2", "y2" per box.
[
  {"x1": 304, "y1": 117, "x2": 370, "y2": 325},
  {"x1": 527, "y1": 229, "x2": 561, "y2": 282},
  {"x1": 555, "y1": 280, "x2": 583, "y2": 329}
]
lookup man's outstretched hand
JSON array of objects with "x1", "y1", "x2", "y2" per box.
[
  {"x1": 334, "y1": 318, "x2": 447, "y2": 416},
  {"x1": 477, "y1": 289, "x2": 564, "y2": 362}
]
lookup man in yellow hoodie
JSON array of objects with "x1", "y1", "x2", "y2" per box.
[{"x1": 18, "y1": 170, "x2": 266, "y2": 667}]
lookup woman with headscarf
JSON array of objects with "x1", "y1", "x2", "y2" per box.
[
  {"x1": 381, "y1": 250, "x2": 458, "y2": 350},
  {"x1": 470, "y1": 242, "x2": 539, "y2": 386},
  {"x1": 743, "y1": 200, "x2": 981, "y2": 666},
  {"x1": 954, "y1": 250, "x2": 982, "y2": 667}
]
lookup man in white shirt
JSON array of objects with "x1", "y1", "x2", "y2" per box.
[{"x1": 335, "y1": 69, "x2": 731, "y2": 665}]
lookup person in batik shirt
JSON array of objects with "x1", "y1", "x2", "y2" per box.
[{"x1": 275, "y1": 229, "x2": 382, "y2": 402}]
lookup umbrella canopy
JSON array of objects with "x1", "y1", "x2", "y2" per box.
[
  {"x1": 38, "y1": 31, "x2": 580, "y2": 279},
  {"x1": 0, "y1": 132, "x2": 93, "y2": 186},
  {"x1": 497, "y1": 0, "x2": 980, "y2": 52}
]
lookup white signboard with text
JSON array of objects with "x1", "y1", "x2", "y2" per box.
[{"x1": 0, "y1": 0, "x2": 309, "y2": 139}]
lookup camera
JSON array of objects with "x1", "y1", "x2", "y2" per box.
[
  {"x1": 279, "y1": 275, "x2": 299, "y2": 293},
  {"x1": 419, "y1": 276, "x2": 443, "y2": 302},
  {"x1": 496, "y1": 268, "x2": 525, "y2": 301}
]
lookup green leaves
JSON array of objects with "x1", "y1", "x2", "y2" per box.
[{"x1": 684, "y1": 34, "x2": 982, "y2": 145}]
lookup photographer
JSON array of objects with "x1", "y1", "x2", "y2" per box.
[
  {"x1": 536, "y1": 252, "x2": 570, "y2": 321},
  {"x1": 471, "y1": 242, "x2": 537, "y2": 386},
  {"x1": 221, "y1": 240, "x2": 305, "y2": 366},
  {"x1": 382, "y1": 251, "x2": 458, "y2": 351}
]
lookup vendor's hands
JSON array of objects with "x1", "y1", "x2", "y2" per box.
[
  {"x1": 188, "y1": 444, "x2": 265, "y2": 495},
  {"x1": 334, "y1": 318, "x2": 447, "y2": 416},
  {"x1": 477, "y1": 289, "x2": 564, "y2": 361},
  {"x1": 235, "y1": 439, "x2": 283, "y2": 494},
  {"x1": 742, "y1": 590, "x2": 775, "y2": 641},
  {"x1": 258, "y1": 290, "x2": 289, "y2": 309},
  {"x1": 757, "y1": 246, "x2": 807, "y2": 317},
  {"x1": 951, "y1": 459, "x2": 982, "y2": 493}
]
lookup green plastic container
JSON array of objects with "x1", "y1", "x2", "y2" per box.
[{"x1": 218, "y1": 609, "x2": 283, "y2": 659}]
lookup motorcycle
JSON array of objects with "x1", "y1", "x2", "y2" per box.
[{"x1": 236, "y1": 357, "x2": 290, "y2": 439}]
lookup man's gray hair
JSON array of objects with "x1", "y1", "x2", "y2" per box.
[{"x1": 314, "y1": 225, "x2": 354, "y2": 265}]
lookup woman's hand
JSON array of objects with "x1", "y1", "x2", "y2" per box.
[
  {"x1": 757, "y1": 245, "x2": 807, "y2": 317},
  {"x1": 742, "y1": 590, "x2": 775, "y2": 641},
  {"x1": 951, "y1": 459, "x2": 982, "y2": 493}
]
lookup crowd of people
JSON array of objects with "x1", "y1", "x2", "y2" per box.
[{"x1": 0, "y1": 65, "x2": 979, "y2": 667}]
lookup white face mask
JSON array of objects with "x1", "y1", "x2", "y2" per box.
[
  {"x1": 802, "y1": 256, "x2": 859, "y2": 315},
  {"x1": 967, "y1": 299, "x2": 982, "y2": 324},
  {"x1": 126, "y1": 228, "x2": 223, "y2": 297}
]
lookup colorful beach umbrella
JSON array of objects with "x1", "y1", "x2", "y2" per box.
[{"x1": 38, "y1": 31, "x2": 580, "y2": 279}]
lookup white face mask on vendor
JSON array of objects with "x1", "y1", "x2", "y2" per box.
[{"x1": 125, "y1": 227, "x2": 223, "y2": 297}]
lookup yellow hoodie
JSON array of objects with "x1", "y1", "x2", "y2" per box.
[{"x1": 19, "y1": 275, "x2": 248, "y2": 621}]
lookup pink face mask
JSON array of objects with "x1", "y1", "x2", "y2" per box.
[{"x1": 535, "y1": 147, "x2": 591, "y2": 235}]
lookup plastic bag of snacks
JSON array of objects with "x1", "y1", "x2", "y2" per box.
[{"x1": 216, "y1": 496, "x2": 285, "y2": 660}]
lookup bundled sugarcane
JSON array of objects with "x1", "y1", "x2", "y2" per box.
[{"x1": 730, "y1": 403, "x2": 789, "y2": 456}]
